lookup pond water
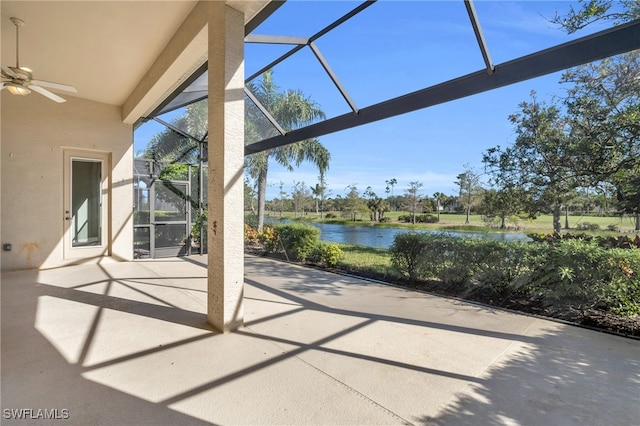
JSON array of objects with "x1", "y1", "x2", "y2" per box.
[{"x1": 265, "y1": 219, "x2": 530, "y2": 249}]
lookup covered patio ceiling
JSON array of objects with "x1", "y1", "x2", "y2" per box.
[
  {"x1": 1, "y1": 1, "x2": 273, "y2": 113},
  {"x1": 141, "y1": 0, "x2": 640, "y2": 156}
]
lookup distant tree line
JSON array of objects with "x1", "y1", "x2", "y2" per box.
[{"x1": 244, "y1": 175, "x2": 632, "y2": 229}]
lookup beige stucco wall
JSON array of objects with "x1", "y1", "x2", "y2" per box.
[{"x1": 1, "y1": 92, "x2": 133, "y2": 270}]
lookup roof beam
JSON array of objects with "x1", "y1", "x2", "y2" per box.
[
  {"x1": 245, "y1": 19, "x2": 640, "y2": 155},
  {"x1": 245, "y1": 0, "x2": 376, "y2": 83},
  {"x1": 245, "y1": 34, "x2": 309, "y2": 45},
  {"x1": 309, "y1": 42, "x2": 359, "y2": 113},
  {"x1": 464, "y1": 0, "x2": 494, "y2": 74},
  {"x1": 244, "y1": 88, "x2": 287, "y2": 136},
  {"x1": 153, "y1": 117, "x2": 200, "y2": 142}
]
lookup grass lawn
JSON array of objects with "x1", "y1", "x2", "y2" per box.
[{"x1": 336, "y1": 244, "x2": 394, "y2": 278}]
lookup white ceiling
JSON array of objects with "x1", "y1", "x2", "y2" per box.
[{"x1": 1, "y1": 1, "x2": 269, "y2": 107}]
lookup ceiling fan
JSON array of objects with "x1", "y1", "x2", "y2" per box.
[{"x1": 1, "y1": 17, "x2": 77, "y2": 103}]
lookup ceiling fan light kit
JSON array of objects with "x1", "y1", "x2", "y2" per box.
[
  {"x1": 6, "y1": 82, "x2": 31, "y2": 96},
  {"x1": 1, "y1": 16, "x2": 77, "y2": 102}
]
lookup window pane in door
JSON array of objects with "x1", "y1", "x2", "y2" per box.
[
  {"x1": 71, "y1": 159, "x2": 102, "y2": 247},
  {"x1": 134, "y1": 176, "x2": 151, "y2": 224}
]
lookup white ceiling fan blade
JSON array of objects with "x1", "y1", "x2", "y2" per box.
[
  {"x1": 31, "y1": 79, "x2": 77, "y2": 93},
  {"x1": 30, "y1": 85, "x2": 66, "y2": 103},
  {"x1": 1, "y1": 65, "x2": 19, "y2": 79}
]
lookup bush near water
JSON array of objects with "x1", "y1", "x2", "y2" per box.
[
  {"x1": 390, "y1": 233, "x2": 640, "y2": 316},
  {"x1": 245, "y1": 223, "x2": 343, "y2": 266}
]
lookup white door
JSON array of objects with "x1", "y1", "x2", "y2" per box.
[{"x1": 63, "y1": 150, "x2": 110, "y2": 259}]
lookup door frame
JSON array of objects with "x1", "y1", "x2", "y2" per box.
[{"x1": 63, "y1": 149, "x2": 111, "y2": 260}]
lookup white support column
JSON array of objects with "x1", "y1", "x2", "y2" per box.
[{"x1": 207, "y1": 3, "x2": 245, "y2": 332}]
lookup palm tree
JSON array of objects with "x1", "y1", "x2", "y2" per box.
[
  {"x1": 385, "y1": 178, "x2": 397, "y2": 210},
  {"x1": 245, "y1": 70, "x2": 330, "y2": 230},
  {"x1": 433, "y1": 192, "x2": 446, "y2": 222},
  {"x1": 143, "y1": 100, "x2": 207, "y2": 165}
]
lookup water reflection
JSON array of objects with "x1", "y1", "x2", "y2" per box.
[{"x1": 265, "y1": 219, "x2": 530, "y2": 249}]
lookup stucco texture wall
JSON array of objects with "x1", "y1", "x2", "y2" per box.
[{"x1": 1, "y1": 92, "x2": 133, "y2": 270}]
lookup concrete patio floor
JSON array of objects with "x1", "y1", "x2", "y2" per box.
[{"x1": 1, "y1": 255, "x2": 639, "y2": 425}]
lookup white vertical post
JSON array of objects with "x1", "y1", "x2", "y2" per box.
[{"x1": 207, "y1": 3, "x2": 245, "y2": 332}]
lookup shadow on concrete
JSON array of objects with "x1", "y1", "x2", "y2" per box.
[
  {"x1": 241, "y1": 257, "x2": 640, "y2": 425},
  {"x1": 1, "y1": 268, "x2": 214, "y2": 425},
  {"x1": 3, "y1": 256, "x2": 638, "y2": 424},
  {"x1": 419, "y1": 328, "x2": 640, "y2": 425}
]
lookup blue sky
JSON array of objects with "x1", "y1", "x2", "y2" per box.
[{"x1": 135, "y1": 1, "x2": 617, "y2": 200}]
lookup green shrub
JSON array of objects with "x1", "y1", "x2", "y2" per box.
[
  {"x1": 310, "y1": 242, "x2": 343, "y2": 267},
  {"x1": 528, "y1": 231, "x2": 640, "y2": 249},
  {"x1": 604, "y1": 248, "x2": 640, "y2": 315},
  {"x1": 577, "y1": 222, "x2": 600, "y2": 231},
  {"x1": 379, "y1": 217, "x2": 392, "y2": 223},
  {"x1": 607, "y1": 224, "x2": 620, "y2": 232},
  {"x1": 258, "y1": 226, "x2": 279, "y2": 253},
  {"x1": 416, "y1": 214, "x2": 439, "y2": 223},
  {"x1": 158, "y1": 163, "x2": 189, "y2": 180},
  {"x1": 324, "y1": 213, "x2": 337, "y2": 219},
  {"x1": 397, "y1": 214, "x2": 438, "y2": 223},
  {"x1": 521, "y1": 239, "x2": 640, "y2": 312},
  {"x1": 390, "y1": 233, "x2": 432, "y2": 282},
  {"x1": 274, "y1": 223, "x2": 320, "y2": 261},
  {"x1": 462, "y1": 239, "x2": 514, "y2": 292},
  {"x1": 398, "y1": 214, "x2": 412, "y2": 223}
]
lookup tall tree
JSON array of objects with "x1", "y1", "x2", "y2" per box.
[
  {"x1": 562, "y1": 51, "x2": 640, "y2": 229},
  {"x1": 551, "y1": 0, "x2": 639, "y2": 229},
  {"x1": 455, "y1": 165, "x2": 483, "y2": 224},
  {"x1": 616, "y1": 173, "x2": 640, "y2": 230},
  {"x1": 291, "y1": 181, "x2": 311, "y2": 217},
  {"x1": 343, "y1": 185, "x2": 365, "y2": 221},
  {"x1": 364, "y1": 186, "x2": 387, "y2": 222},
  {"x1": 312, "y1": 174, "x2": 329, "y2": 218},
  {"x1": 403, "y1": 181, "x2": 424, "y2": 224},
  {"x1": 483, "y1": 93, "x2": 578, "y2": 233},
  {"x1": 433, "y1": 192, "x2": 447, "y2": 222},
  {"x1": 385, "y1": 178, "x2": 397, "y2": 210},
  {"x1": 245, "y1": 71, "x2": 330, "y2": 230},
  {"x1": 244, "y1": 178, "x2": 256, "y2": 214},
  {"x1": 478, "y1": 186, "x2": 536, "y2": 229},
  {"x1": 277, "y1": 181, "x2": 286, "y2": 219},
  {"x1": 561, "y1": 52, "x2": 640, "y2": 181}
]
